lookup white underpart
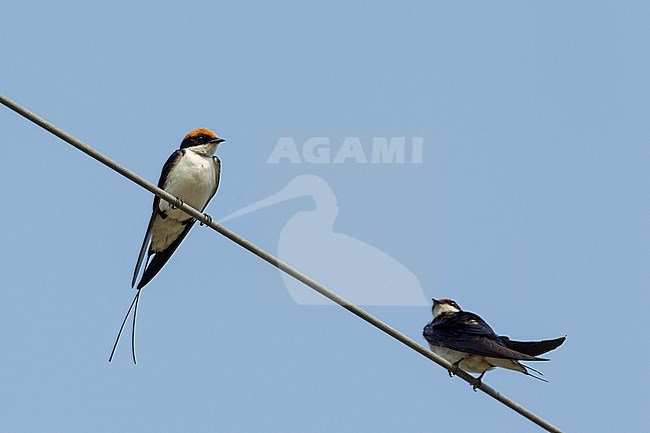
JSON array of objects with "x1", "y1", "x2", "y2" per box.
[
  {"x1": 150, "y1": 143, "x2": 218, "y2": 252},
  {"x1": 429, "y1": 345, "x2": 526, "y2": 374}
]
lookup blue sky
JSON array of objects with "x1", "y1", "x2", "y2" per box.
[{"x1": 2, "y1": 2, "x2": 649, "y2": 432}]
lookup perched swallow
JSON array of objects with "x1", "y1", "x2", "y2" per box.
[
  {"x1": 109, "y1": 128, "x2": 225, "y2": 363},
  {"x1": 423, "y1": 298, "x2": 565, "y2": 389}
]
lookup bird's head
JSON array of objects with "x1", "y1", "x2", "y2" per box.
[
  {"x1": 180, "y1": 128, "x2": 225, "y2": 150},
  {"x1": 432, "y1": 298, "x2": 462, "y2": 318}
]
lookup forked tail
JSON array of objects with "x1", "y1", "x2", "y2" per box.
[
  {"x1": 522, "y1": 364, "x2": 549, "y2": 383},
  {"x1": 109, "y1": 290, "x2": 142, "y2": 364}
]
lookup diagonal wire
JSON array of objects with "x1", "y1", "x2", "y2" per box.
[{"x1": 0, "y1": 92, "x2": 564, "y2": 433}]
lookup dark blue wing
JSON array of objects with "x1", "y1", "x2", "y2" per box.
[
  {"x1": 131, "y1": 150, "x2": 185, "y2": 288},
  {"x1": 423, "y1": 312, "x2": 542, "y2": 360},
  {"x1": 211, "y1": 156, "x2": 221, "y2": 199},
  {"x1": 135, "y1": 220, "x2": 196, "y2": 289},
  {"x1": 499, "y1": 336, "x2": 566, "y2": 357},
  {"x1": 157, "y1": 150, "x2": 185, "y2": 190}
]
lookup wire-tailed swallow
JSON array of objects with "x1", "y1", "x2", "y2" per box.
[
  {"x1": 423, "y1": 298, "x2": 565, "y2": 389},
  {"x1": 109, "y1": 128, "x2": 225, "y2": 363}
]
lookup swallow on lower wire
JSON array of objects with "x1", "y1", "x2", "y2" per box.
[
  {"x1": 423, "y1": 298, "x2": 565, "y2": 389},
  {"x1": 109, "y1": 128, "x2": 225, "y2": 363}
]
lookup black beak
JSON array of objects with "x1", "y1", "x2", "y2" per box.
[
  {"x1": 213, "y1": 137, "x2": 226, "y2": 144},
  {"x1": 431, "y1": 298, "x2": 439, "y2": 304}
]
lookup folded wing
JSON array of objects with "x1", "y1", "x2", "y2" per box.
[
  {"x1": 424, "y1": 312, "x2": 544, "y2": 361},
  {"x1": 500, "y1": 336, "x2": 566, "y2": 357}
]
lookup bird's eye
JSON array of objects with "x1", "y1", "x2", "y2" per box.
[{"x1": 196, "y1": 135, "x2": 204, "y2": 140}]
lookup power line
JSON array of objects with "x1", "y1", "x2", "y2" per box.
[{"x1": 0, "y1": 92, "x2": 564, "y2": 433}]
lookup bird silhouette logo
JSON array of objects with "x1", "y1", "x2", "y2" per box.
[{"x1": 221, "y1": 175, "x2": 428, "y2": 306}]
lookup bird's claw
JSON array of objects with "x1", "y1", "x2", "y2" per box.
[
  {"x1": 448, "y1": 359, "x2": 463, "y2": 378},
  {"x1": 200, "y1": 213, "x2": 213, "y2": 227},
  {"x1": 171, "y1": 197, "x2": 184, "y2": 210},
  {"x1": 472, "y1": 372, "x2": 486, "y2": 392}
]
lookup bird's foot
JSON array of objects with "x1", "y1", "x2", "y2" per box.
[
  {"x1": 448, "y1": 359, "x2": 464, "y2": 378},
  {"x1": 171, "y1": 197, "x2": 184, "y2": 210},
  {"x1": 472, "y1": 372, "x2": 486, "y2": 392},
  {"x1": 200, "y1": 213, "x2": 213, "y2": 227}
]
